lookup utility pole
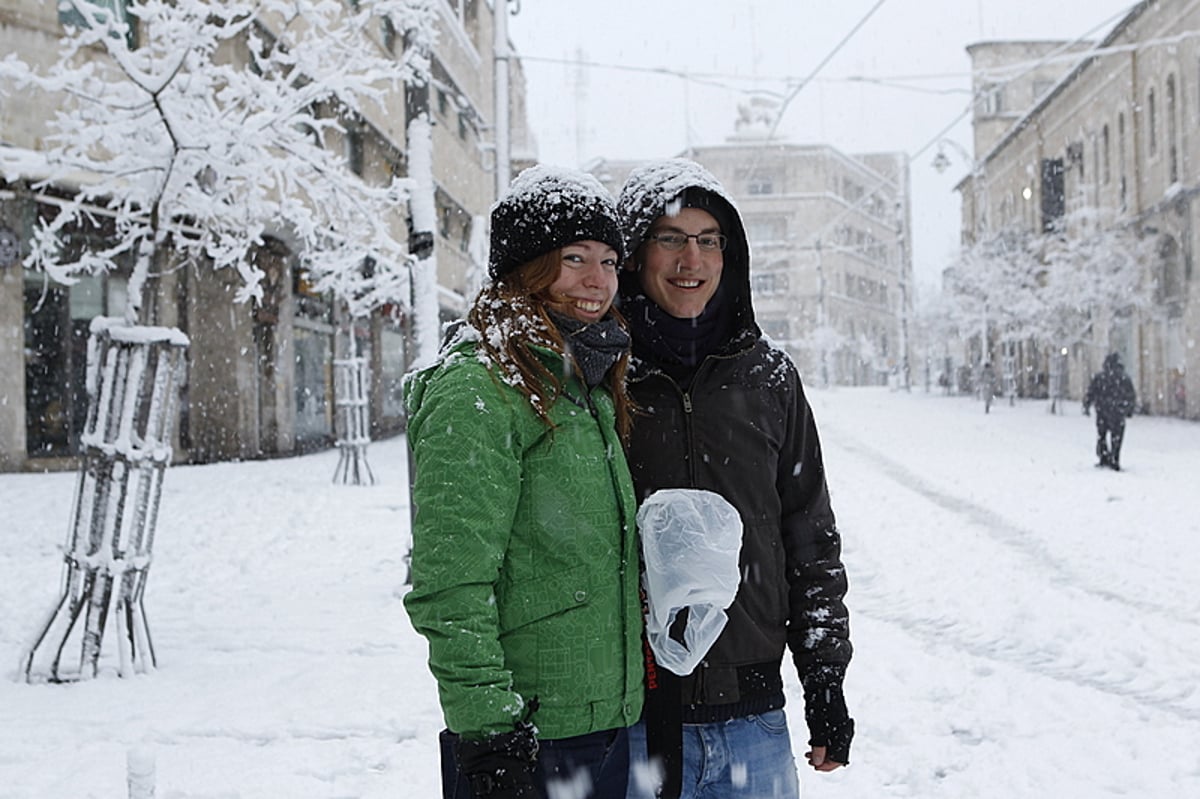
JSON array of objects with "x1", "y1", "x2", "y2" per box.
[{"x1": 493, "y1": 0, "x2": 511, "y2": 198}]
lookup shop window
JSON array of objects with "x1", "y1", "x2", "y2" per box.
[{"x1": 24, "y1": 207, "x2": 131, "y2": 457}]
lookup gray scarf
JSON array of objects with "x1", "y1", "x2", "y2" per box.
[{"x1": 549, "y1": 311, "x2": 630, "y2": 387}]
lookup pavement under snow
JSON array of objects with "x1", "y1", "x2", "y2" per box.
[{"x1": 1, "y1": 386, "x2": 1197, "y2": 798}]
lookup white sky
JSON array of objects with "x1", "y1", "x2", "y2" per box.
[
  {"x1": 506, "y1": 0, "x2": 1141, "y2": 295},
  {"x1": 4, "y1": 386, "x2": 1198, "y2": 795}
]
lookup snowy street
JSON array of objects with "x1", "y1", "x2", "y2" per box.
[{"x1": 2, "y1": 386, "x2": 1198, "y2": 798}]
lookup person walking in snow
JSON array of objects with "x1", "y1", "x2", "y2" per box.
[
  {"x1": 1083, "y1": 352, "x2": 1137, "y2": 471},
  {"x1": 616, "y1": 159, "x2": 854, "y2": 799},
  {"x1": 404, "y1": 166, "x2": 644, "y2": 799},
  {"x1": 981, "y1": 361, "x2": 997, "y2": 413}
]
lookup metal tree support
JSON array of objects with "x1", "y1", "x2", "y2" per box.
[
  {"x1": 22, "y1": 319, "x2": 188, "y2": 683},
  {"x1": 332, "y1": 355, "x2": 375, "y2": 485}
]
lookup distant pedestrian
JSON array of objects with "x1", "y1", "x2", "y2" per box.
[
  {"x1": 980, "y1": 362, "x2": 996, "y2": 414},
  {"x1": 1083, "y1": 353, "x2": 1137, "y2": 471}
]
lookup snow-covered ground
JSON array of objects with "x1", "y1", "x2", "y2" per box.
[{"x1": 1, "y1": 386, "x2": 1197, "y2": 798}]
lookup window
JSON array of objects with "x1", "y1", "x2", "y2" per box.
[
  {"x1": 59, "y1": 0, "x2": 137, "y2": 48},
  {"x1": 25, "y1": 208, "x2": 133, "y2": 456},
  {"x1": 979, "y1": 84, "x2": 1004, "y2": 116},
  {"x1": 745, "y1": 217, "x2": 787, "y2": 244},
  {"x1": 1032, "y1": 79, "x2": 1055, "y2": 102},
  {"x1": 1118, "y1": 112, "x2": 1127, "y2": 211},
  {"x1": 382, "y1": 16, "x2": 396, "y2": 54},
  {"x1": 1167, "y1": 74, "x2": 1179, "y2": 183},
  {"x1": 1040, "y1": 158, "x2": 1065, "y2": 232},
  {"x1": 1147, "y1": 87, "x2": 1157, "y2": 157},
  {"x1": 344, "y1": 126, "x2": 364, "y2": 176},
  {"x1": 1102, "y1": 124, "x2": 1111, "y2": 185},
  {"x1": 752, "y1": 272, "x2": 790, "y2": 296},
  {"x1": 1066, "y1": 141, "x2": 1084, "y2": 180},
  {"x1": 747, "y1": 172, "x2": 774, "y2": 195}
]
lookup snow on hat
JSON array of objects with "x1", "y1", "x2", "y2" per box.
[
  {"x1": 488, "y1": 165, "x2": 625, "y2": 280},
  {"x1": 616, "y1": 158, "x2": 742, "y2": 258}
]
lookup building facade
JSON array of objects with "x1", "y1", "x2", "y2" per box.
[
  {"x1": 956, "y1": 0, "x2": 1199, "y2": 417},
  {"x1": 0, "y1": 0, "x2": 532, "y2": 471}
]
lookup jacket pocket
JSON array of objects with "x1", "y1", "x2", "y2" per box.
[{"x1": 498, "y1": 565, "x2": 592, "y2": 633}]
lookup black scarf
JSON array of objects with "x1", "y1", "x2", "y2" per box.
[
  {"x1": 549, "y1": 311, "x2": 630, "y2": 388},
  {"x1": 622, "y1": 282, "x2": 732, "y2": 370}
]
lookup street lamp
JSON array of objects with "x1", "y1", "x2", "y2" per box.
[
  {"x1": 930, "y1": 137, "x2": 991, "y2": 396},
  {"x1": 931, "y1": 138, "x2": 973, "y2": 174}
]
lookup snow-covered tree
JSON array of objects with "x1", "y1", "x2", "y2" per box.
[
  {"x1": 944, "y1": 228, "x2": 1044, "y2": 355},
  {"x1": 944, "y1": 216, "x2": 1157, "y2": 358},
  {"x1": 2, "y1": 0, "x2": 439, "y2": 681},
  {"x1": 0, "y1": 0, "x2": 437, "y2": 323},
  {"x1": 1036, "y1": 211, "x2": 1157, "y2": 350}
]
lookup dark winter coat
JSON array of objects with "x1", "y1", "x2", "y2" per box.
[
  {"x1": 403, "y1": 335, "x2": 644, "y2": 741},
  {"x1": 1084, "y1": 355, "x2": 1137, "y2": 422},
  {"x1": 617, "y1": 162, "x2": 852, "y2": 717}
]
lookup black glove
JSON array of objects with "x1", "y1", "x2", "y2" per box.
[
  {"x1": 455, "y1": 722, "x2": 542, "y2": 798},
  {"x1": 1082, "y1": 405, "x2": 1090, "y2": 416},
  {"x1": 804, "y1": 677, "x2": 855, "y2": 766}
]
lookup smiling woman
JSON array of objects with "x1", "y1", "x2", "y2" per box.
[{"x1": 403, "y1": 165, "x2": 645, "y2": 799}]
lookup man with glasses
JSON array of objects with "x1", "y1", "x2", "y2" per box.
[{"x1": 616, "y1": 159, "x2": 854, "y2": 799}]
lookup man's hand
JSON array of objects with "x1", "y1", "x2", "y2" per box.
[
  {"x1": 805, "y1": 745, "x2": 845, "y2": 772},
  {"x1": 803, "y1": 676, "x2": 854, "y2": 769}
]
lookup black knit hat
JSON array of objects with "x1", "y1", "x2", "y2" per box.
[{"x1": 488, "y1": 165, "x2": 625, "y2": 280}]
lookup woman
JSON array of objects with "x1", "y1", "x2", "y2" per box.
[{"x1": 403, "y1": 165, "x2": 644, "y2": 799}]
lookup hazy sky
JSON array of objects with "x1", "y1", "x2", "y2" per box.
[{"x1": 507, "y1": 0, "x2": 1140, "y2": 294}]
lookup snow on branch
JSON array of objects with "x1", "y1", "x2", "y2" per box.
[
  {"x1": 0, "y1": 0, "x2": 439, "y2": 322},
  {"x1": 942, "y1": 211, "x2": 1156, "y2": 349}
]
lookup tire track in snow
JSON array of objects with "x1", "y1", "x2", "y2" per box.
[
  {"x1": 829, "y1": 433, "x2": 1200, "y2": 630},
  {"x1": 826, "y1": 433, "x2": 1200, "y2": 722},
  {"x1": 849, "y1": 556, "x2": 1200, "y2": 722}
]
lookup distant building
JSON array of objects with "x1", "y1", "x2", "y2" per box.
[{"x1": 955, "y1": 0, "x2": 1199, "y2": 417}]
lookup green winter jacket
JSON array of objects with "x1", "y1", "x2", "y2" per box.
[{"x1": 403, "y1": 338, "x2": 644, "y2": 741}]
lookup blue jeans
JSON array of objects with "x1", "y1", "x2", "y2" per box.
[
  {"x1": 627, "y1": 711, "x2": 800, "y2": 798},
  {"x1": 441, "y1": 726, "x2": 630, "y2": 799}
]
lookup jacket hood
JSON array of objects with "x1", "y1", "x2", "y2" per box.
[
  {"x1": 1104, "y1": 353, "x2": 1124, "y2": 372},
  {"x1": 616, "y1": 159, "x2": 758, "y2": 344}
]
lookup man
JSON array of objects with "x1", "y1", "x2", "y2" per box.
[
  {"x1": 1083, "y1": 353, "x2": 1137, "y2": 470},
  {"x1": 617, "y1": 159, "x2": 853, "y2": 799}
]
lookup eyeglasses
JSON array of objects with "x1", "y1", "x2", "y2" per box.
[{"x1": 647, "y1": 232, "x2": 727, "y2": 252}]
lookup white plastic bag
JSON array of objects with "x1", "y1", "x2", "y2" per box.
[{"x1": 637, "y1": 488, "x2": 743, "y2": 676}]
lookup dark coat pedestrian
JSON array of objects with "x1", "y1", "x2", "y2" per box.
[{"x1": 1083, "y1": 353, "x2": 1137, "y2": 470}]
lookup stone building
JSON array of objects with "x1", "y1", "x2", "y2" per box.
[
  {"x1": 0, "y1": 0, "x2": 533, "y2": 471},
  {"x1": 956, "y1": 0, "x2": 1198, "y2": 416}
]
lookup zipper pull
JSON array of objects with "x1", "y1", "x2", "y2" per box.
[{"x1": 682, "y1": 392, "x2": 693, "y2": 414}]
